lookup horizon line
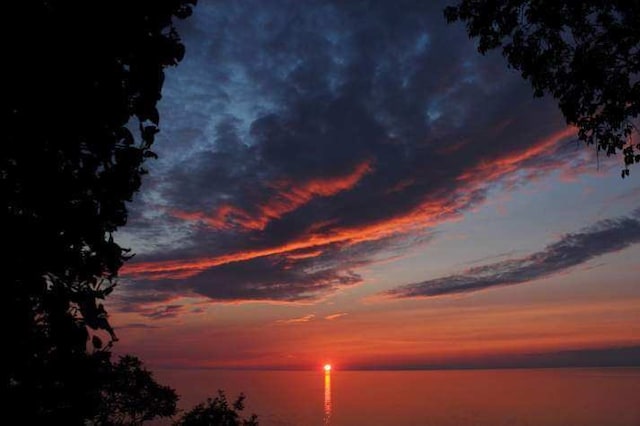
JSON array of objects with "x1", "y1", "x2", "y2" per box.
[
  {"x1": 153, "y1": 364, "x2": 640, "y2": 372},
  {"x1": 148, "y1": 345, "x2": 640, "y2": 371}
]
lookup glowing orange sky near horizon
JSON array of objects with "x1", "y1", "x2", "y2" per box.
[
  {"x1": 112, "y1": 126, "x2": 640, "y2": 371},
  {"x1": 112, "y1": 267, "x2": 640, "y2": 370}
]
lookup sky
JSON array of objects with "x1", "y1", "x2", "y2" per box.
[{"x1": 111, "y1": 0, "x2": 640, "y2": 370}]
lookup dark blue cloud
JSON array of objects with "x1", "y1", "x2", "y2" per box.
[
  {"x1": 188, "y1": 256, "x2": 362, "y2": 302},
  {"x1": 386, "y1": 209, "x2": 640, "y2": 298},
  {"x1": 115, "y1": 323, "x2": 160, "y2": 330},
  {"x1": 350, "y1": 345, "x2": 640, "y2": 369},
  {"x1": 140, "y1": 305, "x2": 185, "y2": 320},
  {"x1": 115, "y1": 0, "x2": 596, "y2": 303}
]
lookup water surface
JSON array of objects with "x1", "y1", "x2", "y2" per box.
[{"x1": 155, "y1": 368, "x2": 640, "y2": 425}]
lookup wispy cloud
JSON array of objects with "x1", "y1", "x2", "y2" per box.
[
  {"x1": 170, "y1": 160, "x2": 372, "y2": 232},
  {"x1": 324, "y1": 313, "x2": 348, "y2": 320},
  {"x1": 386, "y1": 209, "x2": 640, "y2": 298},
  {"x1": 140, "y1": 304, "x2": 185, "y2": 320},
  {"x1": 115, "y1": 323, "x2": 160, "y2": 329},
  {"x1": 277, "y1": 314, "x2": 315, "y2": 324}
]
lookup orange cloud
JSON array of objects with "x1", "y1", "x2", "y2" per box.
[
  {"x1": 324, "y1": 313, "x2": 348, "y2": 320},
  {"x1": 456, "y1": 126, "x2": 577, "y2": 183},
  {"x1": 285, "y1": 249, "x2": 325, "y2": 260},
  {"x1": 122, "y1": 197, "x2": 459, "y2": 279},
  {"x1": 123, "y1": 127, "x2": 576, "y2": 281},
  {"x1": 172, "y1": 204, "x2": 266, "y2": 231},
  {"x1": 276, "y1": 314, "x2": 315, "y2": 324},
  {"x1": 171, "y1": 159, "x2": 372, "y2": 231}
]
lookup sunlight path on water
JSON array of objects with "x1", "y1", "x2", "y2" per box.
[{"x1": 324, "y1": 369, "x2": 331, "y2": 425}]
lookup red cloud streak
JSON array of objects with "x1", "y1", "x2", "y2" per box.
[
  {"x1": 123, "y1": 127, "x2": 576, "y2": 280},
  {"x1": 172, "y1": 160, "x2": 372, "y2": 231}
]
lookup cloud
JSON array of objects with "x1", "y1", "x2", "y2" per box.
[
  {"x1": 114, "y1": 323, "x2": 160, "y2": 329},
  {"x1": 185, "y1": 256, "x2": 362, "y2": 302},
  {"x1": 386, "y1": 209, "x2": 640, "y2": 298},
  {"x1": 170, "y1": 159, "x2": 372, "y2": 232},
  {"x1": 324, "y1": 313, "x2": 348, "y2": 320},
  {"x1": 277, "y1": 314, "x2": 316, "y2": 324},
  {"x1": 115, "y1": 0, "x2": 598, "y2": 303},
  {"x1": 349, "y1": 345, "x2": 640, "y2": 369},
  {"x1": 111, "y1": 289, "x2": 180, "y2": 314},
  {"x1": 140, "y1": 304, "x2": 185, "y2": 320}
]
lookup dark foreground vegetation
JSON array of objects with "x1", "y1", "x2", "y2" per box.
[
  {"x1": 3, "y1": 1, "x2": 258, "y2": 423},
  {"x1": 92, "y1": 355, "x2": 257, "y2": 425}
]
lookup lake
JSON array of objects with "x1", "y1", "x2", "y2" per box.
[{"x1": 154, "y1": 368, "x2": 640, "y2": 425}]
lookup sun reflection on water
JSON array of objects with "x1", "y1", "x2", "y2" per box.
[{"x1": 324, "y1": 368, "x2": 332, "y2": 425}]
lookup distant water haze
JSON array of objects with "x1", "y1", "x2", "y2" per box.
[{"x1": 153, "y1": 368, "x2": 640, "y2": 425}]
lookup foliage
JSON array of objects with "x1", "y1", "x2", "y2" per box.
[
  {"x1": 444, "y1": 1, "x2": 640, "y2": 176},
  {"x1": 2, "y1": 0, "x2": 195, "y2": 422},
  {"x1": 177, "y1": 391, "x2": 259, "y2": 426},
  {"x1": 93, "y1": 355, "x2": 178, "y2": 425}
]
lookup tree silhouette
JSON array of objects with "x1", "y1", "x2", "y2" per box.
[
  {"x1": 177, "y1": 391, "x2": 259, "y2": 426},
  {"x1": 94, "y1": 355, "x2": 178, "y2": 425},
  {"x1": 3, "y1": 0, "x2": 195, "y2": 422},
  {"x1": 444, "y1": 1, "x2": 640, "y2": 176}
]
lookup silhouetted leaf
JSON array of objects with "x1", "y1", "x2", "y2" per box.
[{"x1": 92, "y1": 335, "x2": 103, "y2": 349}]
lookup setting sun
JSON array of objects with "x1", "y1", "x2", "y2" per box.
[{"x1": 324, "y1": 364, "x2": 332, "y2": 372}]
